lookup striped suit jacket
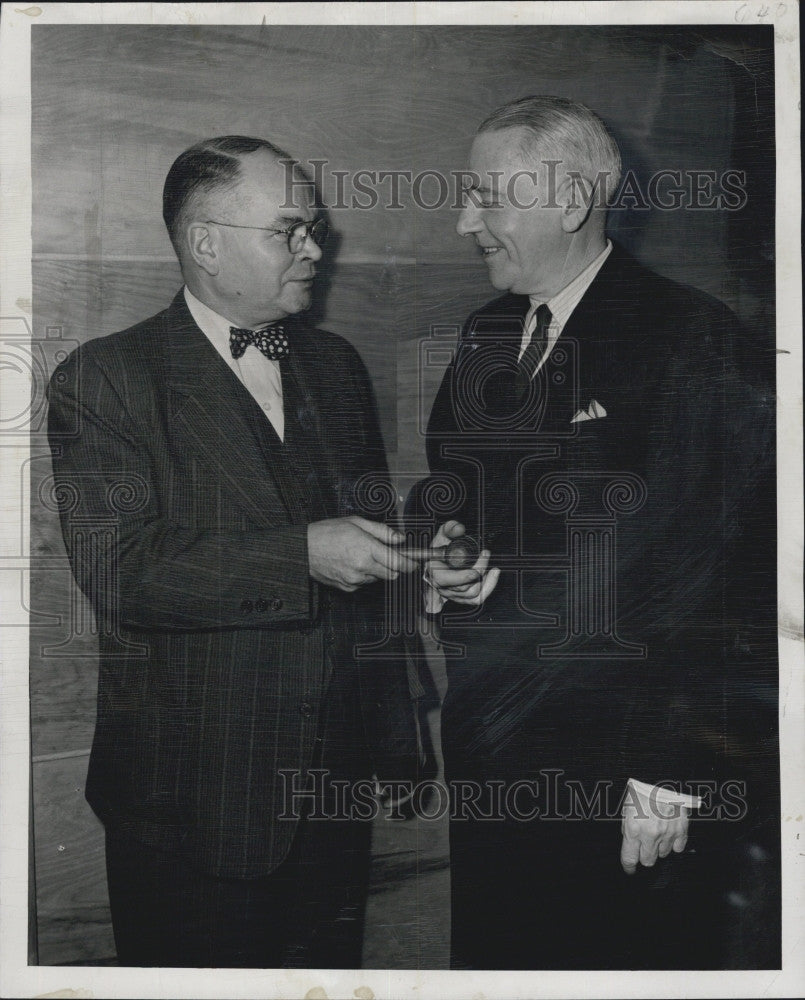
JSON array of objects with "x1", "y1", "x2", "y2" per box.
[{"x1": 47, "y1": 291, "x2": 419, "y2": 878}]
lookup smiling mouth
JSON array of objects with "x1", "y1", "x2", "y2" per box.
[{"x1": 479, "y1": 246, "x2": 502, "y2": 257}]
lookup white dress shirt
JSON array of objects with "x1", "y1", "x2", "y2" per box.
[
  {"x1": 518, "y1": 240, "x2": 613, "y2": 372},
  {"x1": 184, "y1": 286, "x2": 285, "y2": 441}
]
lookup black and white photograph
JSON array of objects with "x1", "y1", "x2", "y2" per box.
[{"x1": 0, "y1": 3, "x2": 802, "y2": 998}]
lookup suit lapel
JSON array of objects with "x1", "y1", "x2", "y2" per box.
[
  {"x1": 160, "y1": 292, "x2": 295, "y2": 526},
  {"x1": 463, "y1": 294, "x2": 583, "y2": 431},
  {"x1": 244, "y1": 358, "x2": 315, "y2": 521},
  {"x1": 560, "y1": 244, "x2": 644, "y2": 405},
  {"x1": 455, "y1": 294, "x2": 527, "y2": 421},
  {"x1": 282, "y1": 323, "x2": 343, "y2": 518}
]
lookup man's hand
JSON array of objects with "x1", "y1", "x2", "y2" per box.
[
  {"x1": 308, "y1": 516, "x2": 419, "y2": 592},
  {"x1": 425, "y1": 520, "x2": 500, "y2": 607},
  {"x1": 620, "y1": 782, "x2": 690, "y2": 874}
]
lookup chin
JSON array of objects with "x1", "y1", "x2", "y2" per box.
[
  {"x1": 488, "y1": 273, "x2": 516, "y2": 293},
  {"x1": 284, "y1": 293, "x2": 311, "y2": 316},
  {"x1": 485, "y1": 263, "x2": 520, "y2": 293}
]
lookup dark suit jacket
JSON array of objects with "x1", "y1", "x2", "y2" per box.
[
  {"x1": 412, "y1": 243, "x2": 775, "y2": 810},
  {"x1": 47, "y1": 291, "x2": 419, "y2": 878}
]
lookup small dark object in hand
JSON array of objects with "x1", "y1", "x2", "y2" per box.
[{"x1": 444, "y1": 535, "x2": 480, "y2": 569}]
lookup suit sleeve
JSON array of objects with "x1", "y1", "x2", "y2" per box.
[
  {"x1": 616, "y1": 307, "x2": 775, "y2": 788},
  {"x1": 47, "y1": 347, "x2": 317, "y2": 632}
]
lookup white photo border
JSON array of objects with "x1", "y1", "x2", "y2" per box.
[{"x1": 1, "y1": 3, "x2": 801, "y2": 998}]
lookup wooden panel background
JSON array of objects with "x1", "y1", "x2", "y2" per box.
[
  {"x1": 28, "y1": 24, "x2": 775, "y2": 965},
  {"x1": 31, "y1": 755, "x2": 115, "y2": 966}
]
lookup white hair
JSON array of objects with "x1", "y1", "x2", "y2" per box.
[{"x1": 478, "y1": 95, "x2": 622, "y2": 203}]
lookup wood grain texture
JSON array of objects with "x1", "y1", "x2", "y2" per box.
[
  {"x1": 32, "y1": 643, "x2": 452, "y2": 968},
  {"x1": 30, "y1": 446, "x2": 99, "y2": 758},
  {"x1": 32, "y1": 756, "x2": 453, "y2": 968},
  {"x1": 29, "y1": 762, "x2": 39, "y2": 964},
  {"x1": 30, "y1": 258, "x2": 403, "y2": 442},
  {"x1": 32, "y1": 754, "x2": 116, "y2": 965},
  {"x1": 33, "y1": 24, "x2": 751, "y2": 270}
]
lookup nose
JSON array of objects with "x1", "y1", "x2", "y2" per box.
[
  {"x1": 457, "y1": 201, "x2": 483, "y2": 238},
  {"x1": 297, "y1": 232, "x2": 323, "y2": 262}
]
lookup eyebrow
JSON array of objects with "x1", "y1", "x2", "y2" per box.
[
  {"x1": 261, "y1": 213, "x2": 314, "y2": 230},
  {"x1": 462, "y1": 180, "x2": 498, "y2": 194},
  {"x1": 462, "y1": 184, "x2": 500, "y2": 202}
]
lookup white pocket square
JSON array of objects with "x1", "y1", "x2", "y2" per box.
[{"x1": 571, "y1": 399, "x2": 607, "y2": 423}]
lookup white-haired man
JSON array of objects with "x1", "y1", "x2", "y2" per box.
[{"x1": 410, "y1": 96, "x2": 773, "y2": 969}]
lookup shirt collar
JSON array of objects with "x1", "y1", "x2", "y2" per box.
[
  {"x1": 527, "y1": 239, "x2": 613, "y2": 334},
  {"x1": 183, "y1": 286, "x2": 240, "y2": 358}
]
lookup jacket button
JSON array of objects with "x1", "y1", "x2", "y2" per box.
[
  {"x1": 271, "y1": 597, "x2": 283, "y2": 611},
  {"x1": 299, "y1": 700, "x2": 313, "y2": 717},
  {"x1": 240, "y1": 599, "x2": 253, "y2": 613},
  {"x1": 255, "y1": 598, "x2": 268, "y2": 612}
]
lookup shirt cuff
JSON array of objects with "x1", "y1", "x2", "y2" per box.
[
  {"x1": 423, "y1": 569, "x2": 447, "y2": 615},
  {"x1": 627, "y1": 777, "x2": 702, "y2": 811}
]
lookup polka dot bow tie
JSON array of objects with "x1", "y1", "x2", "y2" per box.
[{"x1": 229, "y1": 324, "x2": 290, "y2": 361}]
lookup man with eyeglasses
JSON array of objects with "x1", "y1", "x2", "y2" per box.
[{"x1": 46, "y1": 136, "x2": 422, "y2": 968}]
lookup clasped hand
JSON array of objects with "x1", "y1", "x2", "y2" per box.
[
  {"x1": 425, "y1": 520, "x2": 500, "y2": 607},
  {"x1": 620, "y1": 787, "x2": 689, "y2": 874},
  {"x1": 307, "y1": 516, "x2": 419, "y2": 592}
]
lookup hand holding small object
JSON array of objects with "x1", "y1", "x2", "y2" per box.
[
  {"x1": 399, "y1": 533, "x2": 481, "y2": 568},
  {"x1": 423, "y1": 521, "x2": 500, "y2": 607},
  {"x1": 307, "y1": 516, "x2": 420, "y2": 592}
]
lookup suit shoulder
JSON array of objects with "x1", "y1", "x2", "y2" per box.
[
  {"x1": 651, "y1": 272, "x2": 735, "y2": 326},
  {"x1": 612, "y1": 247, "x2": 738, "y2": 326},
  {"x1": 53, "y1": 307, "x2": 168, "y2": 375},
  {"x1": 655, "y1": 275, "x2": 741, "y2": 365},
  {"x1": 48, "y1": 306, "x2": 170, "y2": 411},
  {"x1": 607, "y1": 248, "x2": 741, "y2": 364},
  {"x1": 302, "y1": 324, "x2": 353, "y2": 352}
]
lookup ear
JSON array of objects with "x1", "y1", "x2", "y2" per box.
[
  {"x1": 557, "y1": 173, "x2": 595, "y2": 234},
  {"x1": 186, "y1": 222, "x2": 219, "y2": 276}
]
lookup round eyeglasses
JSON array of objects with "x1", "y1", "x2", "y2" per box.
[{"x1": 205, "y1": 217, "x2": 329, "y2": 254}]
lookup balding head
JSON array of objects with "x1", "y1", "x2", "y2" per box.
[
  {"x1": 162, "y1": 135, "x2": 293, "y2": 263},
  {"x1": 162, "y1": 137, "x2": 322, "y2": 328}
]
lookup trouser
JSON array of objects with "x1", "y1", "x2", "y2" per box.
[
  {"x1": 105, "y1": 810, "x2": 370, "y2": 968},
  {"x1": 448, "y1": 806, "x2": 726, "y2": 971},
  {"x1": 105, "y1": 662, "x2": 372, "y2": 968}
]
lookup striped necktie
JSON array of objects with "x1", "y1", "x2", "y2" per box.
[{"x1": 515, "y1": 303, "x2": 552, "y2": 397}]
